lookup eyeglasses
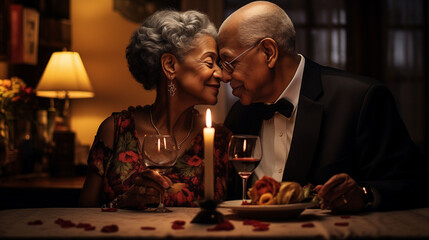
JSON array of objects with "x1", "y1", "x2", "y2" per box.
[{"x1": 220, "y1": 39, "x2": 263, "y2": 74}]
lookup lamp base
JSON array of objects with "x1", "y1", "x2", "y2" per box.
[
  {"x1": 50, "y1": 131, "x2": 75, "y2": 177},
  {"x1": 191, "y1": 199, "x2": 224, "y2": 224}
]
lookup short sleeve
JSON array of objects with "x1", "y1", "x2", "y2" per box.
[{"x1": 87, "y1": 136, "x2": 114, "y2": 177}]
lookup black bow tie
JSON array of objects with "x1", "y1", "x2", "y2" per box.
[{"x1": 258, "y1": 98, "x2": 294, "y2": 120}]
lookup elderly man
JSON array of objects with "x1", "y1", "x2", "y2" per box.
[{"x1": 219, "y1": 1, "x2": 428, "y2": 212}]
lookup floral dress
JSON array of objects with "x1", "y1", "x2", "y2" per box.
[{"x1": 88, "y1": 106, "x2": 231, "y2": 207}]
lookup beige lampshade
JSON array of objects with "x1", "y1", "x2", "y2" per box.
[{"x1": 37, "y1": 51, "x2": 94, "y2": 98}]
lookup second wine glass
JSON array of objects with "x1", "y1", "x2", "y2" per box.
[
  {"x1": 142, "y1": 134, "x2": 178, "y2": 212},
  {"x1": 227, "y1": 135, "x2": 262, "y2": 204}
]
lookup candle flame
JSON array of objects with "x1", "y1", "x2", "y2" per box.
[
  {"x1": 205, "y1": 108, "x2": 212, "y2": 128},
  {"x1": 157, "y1": 138, "x2": 161, "y2": 152},
  {"x1": 243, "y1": 139, "x2": 247, "y2": 152}
]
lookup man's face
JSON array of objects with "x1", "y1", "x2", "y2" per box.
[{"x1": 218, "y1": 32, "x2": 270, "y2": 105}]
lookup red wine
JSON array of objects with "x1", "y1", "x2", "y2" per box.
[{"x1": 230, "y1": 158, "x2": 261, "y2": 179}]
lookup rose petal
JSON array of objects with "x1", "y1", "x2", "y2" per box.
[
  {"x1": 334, "y1": 222, "x2": 349, "y2": 226},
  {"x1": 254, "y1": 222, "x2": 270, "y2": 228},
  {"x1": 253, "y1": 226, "x2": 269, "y2": 231},
  {"x1": 172, "y1": 220, "x2": 186, "y2": 226},
  {"x1": 54, "y1": 218, "x2": 75, "y2": 228},
  {"x1": 27, "y1": 220, "x2": 43, "y2": 225},
  {"x1": 76, "y1": 223, "x2": 92, "y2": 228},
  {"x1": 54, "y1": 218, "x2": 65, "y2": 224},
  {"x1": 85, "y1": 226, "x2": 96, "y2": 231},
  {"x1": 101, "y1": 208, "x2": 118, "y2": 212},
  {"x1": 340, "y1": 215, "x2": 351, "y2": 219},
  {"x1": 101, "y1": 224, "x2": 119, "y2": 233},
  {"x1": 76, "y1": 222, "x2": 95, "y2": 231},
  {"x1": 243, "y1": 219, "x2": 260, "y2": 225},
  {"x1": 207, "y1": 221, "x2": 234, "y2": 231},
  {"x1": 171, "y1": 220, "x2": 186, "y2": 230},
  {"x1": 243, "y1": 219, "x2": 269, "y2": 228},
  {"x1": 141, "y1": 226, "x2": 156, "y2": 230},
  {"x1": 301, "y1": 223, "x2": 315, "y2": 228},
  {"x1": 172, "y1": 224, "x2": 185, "y2": 230}
]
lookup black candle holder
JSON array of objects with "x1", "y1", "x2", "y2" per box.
[{"x1": 191, "y1": 199, "x2": 224, "y2": 224}]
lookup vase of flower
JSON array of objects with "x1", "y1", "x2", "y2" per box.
[
  {"x1": 0, "y1": 77, "x2": 36, "y2": 176},
  {"x1": 0, "y1": 117, "x2": 20, "y2": 176}
]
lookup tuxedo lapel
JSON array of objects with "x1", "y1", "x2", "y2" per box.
[
  {"x1": 283, "y1": 95, "x2": 323, "y2": 184},
  {"x1": 282, "y1": 58, "x2": 324, "y2": 184}
]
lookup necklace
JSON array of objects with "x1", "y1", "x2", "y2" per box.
[{"x1": 149, "y1": 105, "x2": 194, "y2": 150}]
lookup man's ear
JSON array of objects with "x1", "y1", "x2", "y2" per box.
[
  {"x1": 161, "y1": 53, "x2": 178, "y2": 78},
  {"x1": 260, "y1": 38, "x2": 278, "y2": 69}
]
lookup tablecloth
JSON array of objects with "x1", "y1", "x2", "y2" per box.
[{"x1": 1, "y1": 207, "x2": 428, "y2": 239}]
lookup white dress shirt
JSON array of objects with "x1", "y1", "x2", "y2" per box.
[{"x1": 253, "y1": 54, "x2": 305, "y2": 183}]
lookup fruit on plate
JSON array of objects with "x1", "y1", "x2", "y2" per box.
[{"x1": 247, "y1": 176, "x2": 318, "y2": 205}]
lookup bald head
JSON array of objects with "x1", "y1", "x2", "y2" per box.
[
  {"x1": 220, "y1": 1, "x2": 279, "y2": 28},
  {"x1": 219, "y1": 1, "x2": 296, "y2": 55}
]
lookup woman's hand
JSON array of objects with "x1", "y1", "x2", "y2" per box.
[
  {"x1": 315, "y1": 173, "x2": 366, "y2": 212},
  {"x1": 120, "y1": 170, "x2": 173, "y2": 209}
]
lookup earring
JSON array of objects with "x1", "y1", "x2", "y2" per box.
[{"x1": 168, "y1": 76, "x2": 176, "y2": 96}]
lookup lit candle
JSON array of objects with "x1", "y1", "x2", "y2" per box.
[{"x1": 204, "y1": 108, "x2": 215, "y2": 200}]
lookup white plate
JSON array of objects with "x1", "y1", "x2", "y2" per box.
[{"x1": 218, "y1": 200, "x2": 317, "y2": 219}]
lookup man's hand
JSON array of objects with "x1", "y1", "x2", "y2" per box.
[{"x1": 315, "y1": 173, "x2": 366, "y2": 212}]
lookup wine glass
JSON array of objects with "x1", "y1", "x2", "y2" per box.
[
  {"x1": 227, "y1": 135, "x2": 262, "y2": 204},
  {"x1": 142, "y1": 134, "x2": 178, "y2": 212}
]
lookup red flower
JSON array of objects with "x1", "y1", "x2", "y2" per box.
[
  {"x1": 120, "y1": 119, "x2": 130, "y2": 128},
  {"x1": 92, "y1": 147, "x2": 105, "y2": 162},
  {"x1": 192, "y1": 135, "x2": 203, "y2": 153},
  {"x1": 248, "y1": 176, "x2": 280, "y2": 204},
  {"x1": 187, "y1": 156, "x2": 202, "y2": 166},
  {"x1": 118, "y1": 151, "x2": 138, "y2": 163},
  {"x1": 214, "y1": 176, "x2": 225, "y2": 200},
  {"x1": 165, "y1": 185, "x2": 194, "y2": 206},
  {"x1": 191, "y1": 177, "x2": 200, "y2": 186}
]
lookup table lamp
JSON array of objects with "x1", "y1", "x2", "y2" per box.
[
  {"x1": 36, "y1": 50, "x2": 94, "y2": 132},
  {"x1": 36, "y1": 50, "x2": 94, "y2": 177}
]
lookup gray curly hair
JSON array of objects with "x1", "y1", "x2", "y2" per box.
[{"x1": 126, "y1": 10, "x2": 217, "y2": 90}]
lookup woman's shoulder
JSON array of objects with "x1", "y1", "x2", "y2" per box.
[
  {"x1": 96, "y1": 106, "x2": 147, "y2": 144},
  {"x1": 111, "y1": 105, "x2": 147, "y2": 118}
]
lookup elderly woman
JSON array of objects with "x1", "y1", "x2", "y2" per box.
[{"x1": 79, "y1": 10, "x2": 231, "y2": 209}]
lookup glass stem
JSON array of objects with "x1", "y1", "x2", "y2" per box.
[
  {"x1": 242, "y1": 177, "x2": 247, "y2": 202},
  {"x1": 159, "y1": 190, "x2": 165, "y2": 210}
]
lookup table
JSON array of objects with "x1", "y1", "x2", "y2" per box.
[
  {"x1": 0, "y1": 174, "x2": 85, "y2": 209},
  {"x1": 1, "y1": 207, "x2": 428, "y2": 239},
  {"x1": 0, "y1": 175, "x2": 85, "y2": 189}
]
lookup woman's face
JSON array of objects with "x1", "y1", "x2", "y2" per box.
[{"x1": 175, "y1": 35, "x2": 222, "y2": 105}]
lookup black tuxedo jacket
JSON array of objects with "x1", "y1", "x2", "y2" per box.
[{"x1": 224, "y1": 58, "x2": 429, "y2": 210}]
